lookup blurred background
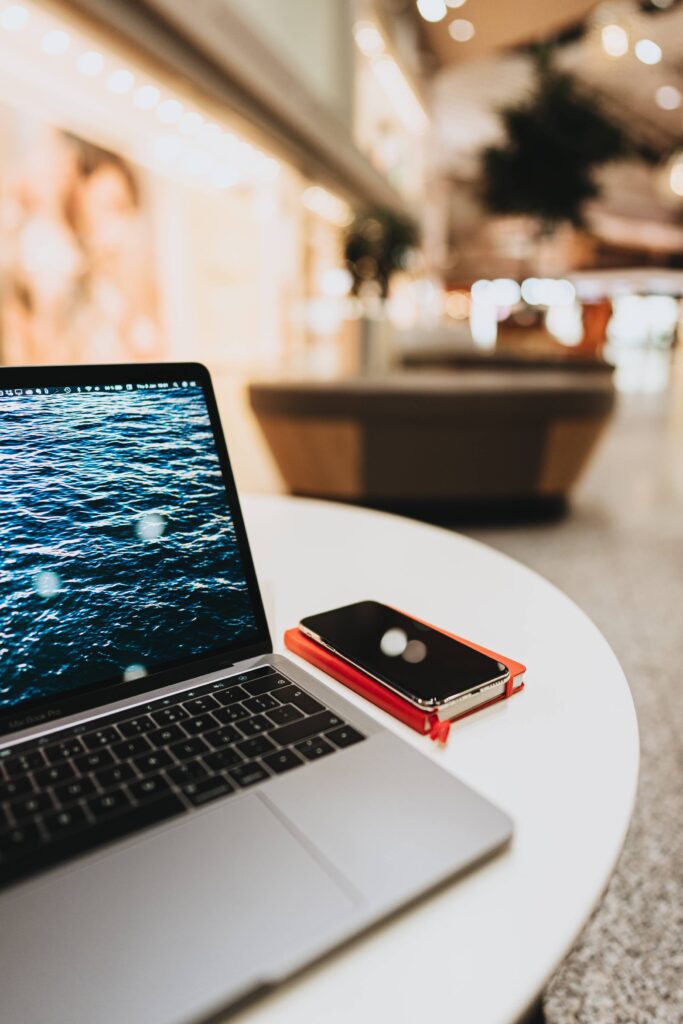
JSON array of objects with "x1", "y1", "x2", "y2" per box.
[
  {"x1": 0, "y1": 0, "x2": 681, "y2": 499},
  {"x1": 1, "y1": 1, "x2": 682, "y2": 1019}
]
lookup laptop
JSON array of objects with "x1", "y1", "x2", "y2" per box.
[{"x1": 0, "y1": 363, "x2": 512, "y2": 1024}]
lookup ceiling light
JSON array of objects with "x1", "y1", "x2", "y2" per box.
[
  {"x1": 353, "y1": 21, "x2": 385, "y2": 57},
  {"x1": 601, "y1": 24, "x2": 628, "y2": 58},
  {"x1": 134, "y1": 84, "x2": 161, "y2": 110},
  {"x1": 1, "y1": 5, "x2": 28, "y2": 31},
  {"x1": 449, "y1": 18, "x2": 475, "y2": 42},
  {"x1": 41, "y1": 29, "x2": 70, "y2": 55},
  {"x1": 635, "y1": 39, "x2": 662, "y2": 65},
  {"x1": 77, "y1": 50, "x2": 104, "y2": 76},
  {"x1": 446, "y1": 0, "x2": 466, "y2": 7},
  {"x1": 157, "y1": 99, "x2": 183, "y2": 124},
  {"x1": 416, "y1": 0, "x2": 447, "y2": 24},
  {"x1": 106, "y1": 68, "x2": 135, "y2": 94},
  {"x1": 198, "y1": 122, "x2": 221, "y2": 144},
  {"x1": 656, "y1": 85, "x2": 681, "y2": 111}
]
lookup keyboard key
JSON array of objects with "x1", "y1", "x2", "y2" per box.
[
  {"x1": 183, "y1": 714, "x2": 217, "y2": 735},
  {"x1": 203, "y1": 725, "x2": 240, "y2": 750},
  {"x1": 275, "y1": 686, "x2": 324, "y2": 716},
  {"x1": 213, "y1": 704, "x2": 250, "y2": 725},
  {"x1": 204, "y1": 748, "x2": 243, "y2": 772},
  {"x1": 213, "y1": 685, "x2": 247, "y2": 707},
  {"x1": 0, "y1": 775, "x2": 35, "y2": 801},
  {"x1": 243, "y1": 694, "x2": 279, "y2": 714},
  {"x1": 119, "y1": 715, "x2": 156, "y2": 737},
  {"x1": 54, "y1": 777, "x2": 97, "y2": 805},
  {"x1": 42, "y1": 805, "x2": 89, "y2": 839},
  {"x1": 168, "y1": 736, "x2": 209, "y2": 762},
  {"x1": 146, "y1": 725, "x2": 185, "y2": 748},
  {"x1": 4, "y1": 750, "x2": 47, "y2": 776},
  {"x1": 34, "y1": 762, "x2": 76, "y2": 788},
  {"x1": 74, "y1": 750, "x2": 115, "y2": 774},
  {"x1": 228, "y1": 762, "x2": 270, "y2": 788},
  {"x1": 112, "y1": 736, "x2": 151, "y2": 760},
  {"x1": 150, "y1": 706, "x2": 188, "y2": 727},
  {"x1": 236, "y1": 735, "x2": 276, "y2": 759},
  {"x1": 266, "y1": 704, "x2": 304, "y2": 727},
  {"x1": 9, "y1": 792, "x2": 55, "y2": 822},
  {"x1": 87, "y1": 789, "x2": 134, "y2": 820},
  {"x1": 183, "y1": 695, "x2": 220, "y2": 716},
  {"x1": 129, "y1": 775, "x2": 173, "y2": 804},
  {"x1": 167, "y1": 761, "x2": 210, "y2": 787},
  {"x1": 132, "y1": 751, "x2": 173, "y2": 776},
  {"x1": 242, "y1": 675, "x2": 282, "y2": 697},
  {"x1": 82, "y1": 726, "x2": 120, "y2": 751},
  {"x1": 234, "y1": 667, "x2": 275, "y2": 685},
  {"x1": 327, "y1": 726, "x2": 365, "y2": 749},
  {"x1": 235, "y1": 715, "x2": 270, "y2": 737},
  {"x1": 95, "y1": 763, "x2": 136, "y2": 790},
  {"x1": 44, "y1": 738, "x2": 86, "y2": 764},
  {"x1": 0, "y1": 823, "x2": 42, "y2": 857},
  {"x1": 295, "y1": 737, "x2": 335, "y2": 761},
  {"x1": 270, "y1": 711, "x2": 343, "y2": 748},
  {"x1": 262, "y1": 749, "x2": 305, "y2": 775},
  {"x1": 183, "y1": 777, "x2": 234, "y2": 807}
]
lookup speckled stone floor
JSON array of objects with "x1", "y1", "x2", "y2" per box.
[{"x1": 463, "y1": 390, "x2": 683, "y2": 1023}]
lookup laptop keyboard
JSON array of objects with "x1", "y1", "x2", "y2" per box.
[{"x1": 0, "y1": 666, "x2": 365, "y2": 889}]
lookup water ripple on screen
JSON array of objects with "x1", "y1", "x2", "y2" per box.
[{"x1": 0, "y1": 388, "x2": 258, "y2": 710}]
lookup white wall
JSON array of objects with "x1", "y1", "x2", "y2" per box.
[{"x1": 224, "y1": 0, "x2": 354, "y2": 126}]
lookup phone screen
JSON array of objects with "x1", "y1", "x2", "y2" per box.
[{"x1": 300, "y1": 601, "x2": 507, "y2": 707}]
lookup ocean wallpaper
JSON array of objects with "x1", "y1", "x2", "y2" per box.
[{"x1": 0, "y1": 386, "x2": 259, "y2": 711}]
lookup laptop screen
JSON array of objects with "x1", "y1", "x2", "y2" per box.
[{"x1": 0, "y1": 368, "x2": 267, "y2": 724}]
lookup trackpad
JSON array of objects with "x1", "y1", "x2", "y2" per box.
[
  {"x1": 268, "y1": 731, "x2": 512, "y2": 904},
  {"x1": 2, "y1": 795, "x2": 356, "y2": 1024}
]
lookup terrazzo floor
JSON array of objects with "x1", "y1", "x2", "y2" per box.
[{"x1": 462, "y1": 389, "x2": 683, "y2": 1024}]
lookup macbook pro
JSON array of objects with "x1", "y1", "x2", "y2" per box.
[{"x1": 0, "y1": 363, "x2": 512, "y2": 1024}]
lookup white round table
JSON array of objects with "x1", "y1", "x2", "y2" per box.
[{"x1": 231, "y1": 495, "x2": 639, "y2": 1024}]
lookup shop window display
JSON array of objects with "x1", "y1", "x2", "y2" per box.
[{"x1": 0, "y1": 110, "x2": 162, "y2": 365}]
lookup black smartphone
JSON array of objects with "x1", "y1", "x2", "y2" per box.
[{"x1": 299, "y1": 600, "x2": 509, "y2": 715}]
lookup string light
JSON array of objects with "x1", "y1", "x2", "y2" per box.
[
  {"x1": 133, "y1": 84, "x2": 161, "y2": 110},
  {"x1": 157, "y1": 98, "x2": 183, "y2": 124},
  {"x1": 76, "y1": 50, "x2": 104, "y2": 76},
  {"x1": 41, "y1": 28, "x2": 69, "y2": 54},
  {"x1": 0, "y1": 0, "x2": 283, "y2": 194},
  {"x1": 106, "y1": 68, "x2": 135, "y2": 94},
  {"x1": 1, "y1": 5, "x2": 29, "y2": 31}
]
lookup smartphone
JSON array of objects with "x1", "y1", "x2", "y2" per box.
[{"x1": 299, "y1": 600, "x2": 510, "y2": 718}]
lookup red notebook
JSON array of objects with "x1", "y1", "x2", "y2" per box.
[{"x1": 284, "y1": 618, "x2": 525, "y2": 745}]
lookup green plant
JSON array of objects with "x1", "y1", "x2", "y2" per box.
[
  {"x1": 480, "y1": 53, "x2": 627, "y2": 230},
  {"x1": 344, "y1": 207, "x2": 419, "y2": 299}
]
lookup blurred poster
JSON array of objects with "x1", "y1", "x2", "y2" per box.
[{"x1": 0, "y1": 109, "x2": 164, "y2": 365}]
